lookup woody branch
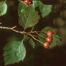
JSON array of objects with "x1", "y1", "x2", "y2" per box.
[{"x1": 0, "y1": 24, "x2": 44, "y2": 44}]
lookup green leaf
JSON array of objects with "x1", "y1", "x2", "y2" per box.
[
  {"x1": 18, "y1": 1, "x2": 27, "y2": 16},
  {"x1": 39, "y1": 2, "x2": 52, "y2": 17},
  {"x1": 49, "y1": 34, "x2": 61, "y2": 48},
  {"x1": 29, "y1": 39, "x2": 36, "y2": 48},
  {"x1": 32, "y1": 0, "x2": 40, "y2": 8},
  {"x1": 42, "y1": 26, "x2": 55, "y2": 33},
  {"x1": 0, "y1": 1, "x2": 7, "y2": 16},
  {"x1": 39, "y1": 32, "x2": 46, "y2": 43},
  {"x1": 18, "y1": 4, "x2": 40, "y2": 29},
  {"x1": 3, "y1": 37, "x2": 26, "y2": 65},
  {"x1": 22, "y1": 35, "x2": 36, "y2": 48}
]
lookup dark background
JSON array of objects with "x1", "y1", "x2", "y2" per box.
[{"x1": 0, "y1": 0, "x2": 66, "y2": 66}]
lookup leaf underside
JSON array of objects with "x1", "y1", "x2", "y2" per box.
[
  {"x1": 18, "y1": 2, "x2": 40, "y2": 29},
  {"x1": 3, "y1": 37, "x2": 26, "y2": 65},
  {"x1": 0, "y1": 1, "x2": 7, "y2": 16},
  {"x1": 39, "y1": 1, "x2": 53, "y2": 17}
]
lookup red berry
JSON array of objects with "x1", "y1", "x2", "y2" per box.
[
  {"x1": 43, "y1": 42, "x2": 49, "y2": 48},
  {"x1": 24, "y1": 0, "x2": 31, "y2": 5},
  {"x1": 46, "y1": 37, "x2": 52, "y2": 43},
  {"x1": 47, "y1": 31, "x2": 53, "y2": 37}
]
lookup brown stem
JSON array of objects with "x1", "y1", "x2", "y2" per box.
[
  {"x1": 27, "y1": 33, "x2": 43, "y2": 44},
  {"x1": 0, "y1": 26, "x2": 26, "y2": 35},
  {"x1": 0, "y1": 25, "x2": 44, "y2": 44}
]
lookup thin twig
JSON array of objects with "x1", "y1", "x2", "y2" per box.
[
  {"x1": 35, "y1": 31, "x2": 46, "y2": 39},
  {"x1": 0, "y1": 25, "x2": 44, "y2": 44},
  {"x1": 0, "y1": 26, "x2": 46, "y2": 34},
  {"x1": 30, "y1": 31, "x2": 46, "y2": 34},
  {"x1": 0, "y1": 26, "x2": 26, "y2": 35},
  {"x1": 27, "y1": 33, "x2": 43, "y2": 44}
]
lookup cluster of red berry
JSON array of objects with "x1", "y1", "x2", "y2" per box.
[
  {"x1": 43, "y1": 31, "x2": 53, "y2": 49},
  {"x1": 23, "y1": 0, "x2": 32, "y2": 5}
]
